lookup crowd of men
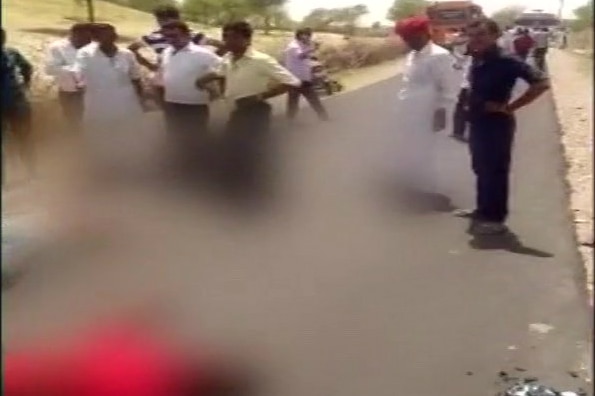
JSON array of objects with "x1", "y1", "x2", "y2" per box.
[
  {"x1": 1, "y1": 5, "x2": 330, "y2": 193},
  {"x1": 392, "y1": 16, "x2": 550, "y2": 235},
  {"x1": 2, "y1": 7, "x2": 551, "y2": 235}
]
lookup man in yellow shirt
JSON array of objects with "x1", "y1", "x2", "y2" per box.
[{"x1": 197, "y1": 21, "x2": 300, "y2": 200}]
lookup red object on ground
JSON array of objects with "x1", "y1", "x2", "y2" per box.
[
  {"x1": 3, "y1": 324, "x2": 209, "y2": 396},
  {"x1": 394, "y1": 16, "x2": 431, "y2": 37}
]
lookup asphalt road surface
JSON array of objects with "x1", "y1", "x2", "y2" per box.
[{"x1": 2, "y1": 77, "x2": 592, "y2": 396}]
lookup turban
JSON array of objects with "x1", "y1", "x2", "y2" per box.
[
  {"x1": 3, "y1": 323, "x2": 211, "y2": 396},
  {"x1": 394, "y1": 16, "x2": 430, "y2": 37}
]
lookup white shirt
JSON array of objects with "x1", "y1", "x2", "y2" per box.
[
  {"x1": 161, "y1": 43, "x2": 221, "y2": 105},
  {"x1": 45, "y1": 38, "x2": 79, "y2": 92},
  {"x1": 399, "y1": 42, "x2": 460, "y2": 109},
  {"x1": 498, "y1": 30, "x2": 515, "y2": 55},
  {"x1": 74, "y1": 43, "x2": 143, "y2": 124},
  {"x1": 460, "y1": 59, "x2": 472, "y2": 89},
  {"x1": 532, "y1": 30, "x2": 549, "y2": 48},
  {"x1": 283, "y1": 40, "x2": 314, "y2": 82},
  {"x1": 220, "y1": 49, "x2": 300, "y2": 101}
]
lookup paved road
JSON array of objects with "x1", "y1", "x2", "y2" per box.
[{"x1": 2, "y1": 77, "x2": 592, "y2": 395}]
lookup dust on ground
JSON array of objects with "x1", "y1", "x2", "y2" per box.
[{"x1": 548, "y1": 49, "x2": 594, "y2": 305}]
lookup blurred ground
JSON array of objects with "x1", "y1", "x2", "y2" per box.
[{"x1": 2, "y1": 69, "x2": 592, "y2": 396}]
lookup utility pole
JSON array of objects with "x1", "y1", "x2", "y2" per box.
[
  {"x1": 85, "y1": 0, "x2": 95, "y2": 22},
  {"x1": 557, "y1": 0, "x2": 564, "y2": 19}
]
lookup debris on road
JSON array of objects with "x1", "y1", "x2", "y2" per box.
[
  {"x1": 529, "y1": 323, "x2": 555, "y2": 335},
  {"x1": 495, "y1": 368, "x2": 589, "y2": 396},
  {"x1": 503, "y1": 382, "x2": 587, "y2": 396}
]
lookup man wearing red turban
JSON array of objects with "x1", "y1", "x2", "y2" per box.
[{"x1": 385, "y1": 15, "x2": 461, "y2": 209}]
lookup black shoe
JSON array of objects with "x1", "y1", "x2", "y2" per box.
[{"x1": 471, "y1": 221, "x2": 509, "y2": 236}]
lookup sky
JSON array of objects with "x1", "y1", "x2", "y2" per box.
[{"x1": 286, "y1": 0, "x2": 588, "y2": 25}]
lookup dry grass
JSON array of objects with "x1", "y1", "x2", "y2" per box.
[
  {"x1": 569, "y1": 28, "x2": 594, "y2": 55},
  {"x1": 2, "y1": 0, "x2": 403, "y2": 141},
  {"x1": 3, "y1": 0, "x2": 402, "y2": 96}
]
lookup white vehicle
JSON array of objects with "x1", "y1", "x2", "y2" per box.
[{"x1": 514, "y1": 9, "x2": 561, "y2": 30}]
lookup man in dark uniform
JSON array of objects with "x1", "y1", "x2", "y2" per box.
[
  {"x1": 2, "y1": 28, "x2": 35, "y2": 183},
  {"x1": 456, "y1": 19, "x2": 550, "y2": 235}
]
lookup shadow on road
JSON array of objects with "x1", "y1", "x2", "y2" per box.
[{"x1": 468, "y1": 231, "x2": 554, "y2": 258}]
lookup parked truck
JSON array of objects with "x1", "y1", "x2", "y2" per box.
[{"x1": 425, "y1": 1, "x2": 483, "y2": 48}]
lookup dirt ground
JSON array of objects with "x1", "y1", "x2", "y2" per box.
[{"x1": 548, "y1": 49, "x2": 594, "y2": 304}]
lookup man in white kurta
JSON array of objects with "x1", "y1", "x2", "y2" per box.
[
  {"x1": 391, "y1": 16, "x2": 460, "y2": 198},
  {"x1": 45, "y1": 23, "x2": 92, "y2": 131},
  {"x1": 74, "y1": 24, "x2": 146, "y2": 168}
]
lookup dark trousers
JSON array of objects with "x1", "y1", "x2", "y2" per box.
[
  {"x1": 163, "y1": 102, "x2": 210, "y2": 177},
  {"x1": 2, "y1": 99, "x2": 35, "y2": 182},
  {"x1": 286, "y1": 81, "x2": 329, "y2": 121},
  {"x1": 452, "y1": 88, "x2": 469, "y2": 138},
  {"x1": 163, "y1": 102, "x2": 210, "y2": 135},
  {"x1": 533, "y1": 47, "x2": 547, "y2": 71},
  {"x1": 220, "y1": 101, "x2": 272, "y2": 197},
  {"x1": 469, "y1": 116, "x2": 515, "y2": 223},
  {"x1": 58, "y1": 91, "x2": 84, "y2": 132}
]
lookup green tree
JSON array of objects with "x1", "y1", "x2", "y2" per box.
[
  {"x1": 386, "y1": 0, "x2": 429, "y2": 21},
  {"x1": 247, "y1": 0, "x2": 288, "y2": 34},
  {"x1": 572, "y1": 0, "x2": 593, "y2": 30},
  {"x1": 183, "y1": 0, "x2": 253, "y2": 25},
  {"x1": 302, "y1": 8, "x2": 335, "y2": 30},
  {"x1": 302, "y1": 5, "x2": 368, "y2": 33},
  {"x1": 490, "y1": 5, "x2": 526, "y2": 28}
]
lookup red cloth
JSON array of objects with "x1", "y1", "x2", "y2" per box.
[
  {"x1": 3, "y1": 325, "x2": 208, "y2": 396},
  {"x1": 394, "y1": 16, "x2": 430, "y2": 37},
  {"x1": 513, "y1": 35, "x2": 535, "y2": 54}
]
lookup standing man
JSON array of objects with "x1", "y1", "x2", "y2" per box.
[
  {"x1": 450, "y1": 29, "x2": 471, "y2": 141},
  {"x1": 74, "y1": 23, "x2": 147, "y2": 166},
  {"x1": 532, "y1": 27, "x2": 549, "y2": 71},
  {"x1": 389, "y1": 16, "x2": 460, "y2": 205},
  {"x1": 45, "y1": 23, "x2": 93, "y2": 132},
  {"x1": 2, "y1": 28, "x2": 36, "y2": 181},
  {"x1": 128, "y1": 5, "x2": 225, "y2": 105},
  {"x1": 512, "y1": 28, "x2": 535, "y2": 62},
  {"x1": 129, "y1": 5, "x2": 224, "y2": 73},
  {"x1": 283, "y1": 28, "x2": 329, "y2": 122},
  {"x1": 457, "y1": 19, "x2": 550, "y2": 235},
  {"x1": 196, "y1": 21, "x2": 301, "y2": 198},
  {"x1": 160, "y1": 20, "x2": 221, "y2": 136},
  {"x1": 497, "y1": 25, "x2": 515, "y2": 55}
]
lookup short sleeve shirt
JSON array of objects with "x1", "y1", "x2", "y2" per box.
[{"x1": 468, "y1": 46, "x2": 546, "y2": 121}]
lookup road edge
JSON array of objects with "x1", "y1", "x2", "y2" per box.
[{"x1": 547, "y1": 49, "x2": 594, "y2": 308}]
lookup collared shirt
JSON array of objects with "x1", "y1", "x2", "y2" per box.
[
  {"x1": 142, "y1": 29, "x2": 206, "y2": 57},
  {"x1": 283, "y1": 39, "x2": 314, "y2": 82},
  {"x1": 161, "y1": 43, "x2": 221, "y2": 105},
  {"x1": 399, "y1": 42, "x2": 461, "y2": 109},
  {"x1": 45, "y1": 38, "x2": 79, "y2": 92},
  {"x1": 2, "y1": 47, "x2": 33, "y2": 108},
  {"x1": 220, "y1": 49, "x2": 300, "y2": 101},
  {"x1": 468, "y1": 46, "x2": 546, "y2": 121}
]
